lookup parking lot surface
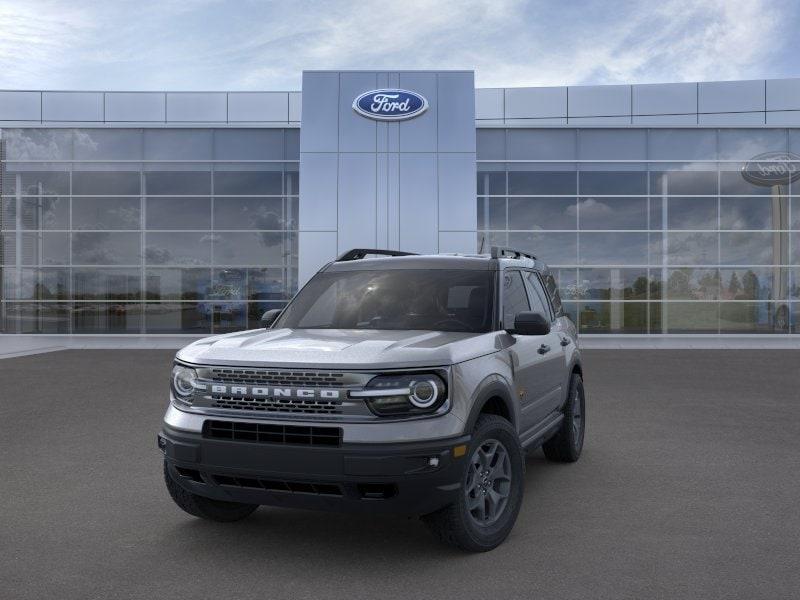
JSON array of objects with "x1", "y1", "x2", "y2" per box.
[{"x1": 2, "y1": 349, "x2": 799, "y2": 600}]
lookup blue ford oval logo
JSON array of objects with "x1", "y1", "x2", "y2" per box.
[{"x1": 352, "y1": 89, "x2": 428, "y2": 121}]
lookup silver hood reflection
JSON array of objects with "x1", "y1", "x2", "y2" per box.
[{"x1": 176, "y1": 327, "x2": 502, "y2": 369}]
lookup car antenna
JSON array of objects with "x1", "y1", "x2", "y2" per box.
[{"x1": 478, "y1": 234, "x2": 485, "y2": 254}]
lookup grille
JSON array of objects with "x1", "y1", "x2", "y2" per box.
[
  {"x1": 208, "y1": 368, "x2": 348, "y2": 387},
  {"x1": 212, "y1": 474, "x2": 343, "y2": 497},
  {"x1": 210, "y1": 395, "x2": 342, "y2": 415},
  {"x1": 204, "y1": 420, "x2": 342, "y2": 447}
]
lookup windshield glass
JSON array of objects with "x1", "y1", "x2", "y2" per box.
[{"x1": 275, "y1": 269, "x2": 495, "y2": 332}]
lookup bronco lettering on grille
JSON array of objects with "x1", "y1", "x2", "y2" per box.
[{"x1": 208, "y1": 385, "x2": 341, "y2": 400}]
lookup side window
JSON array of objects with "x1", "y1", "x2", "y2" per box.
[
  {"x1": 523, "y1": 271, "x2": 551, "y2": 320},
  {"x1": 502, "y1": 271, "x2": 530, "y2": 328},
  {"x1": 544, "y1": 274, "x2": 564, "y2": 316}
]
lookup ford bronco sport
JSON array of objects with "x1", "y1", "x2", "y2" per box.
[{"x1": 159, "y1": 247, "x2": 585, "y2": 551}]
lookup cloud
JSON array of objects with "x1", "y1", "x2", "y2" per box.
[{"x1": 0, "y1": 0, "x2": 794, "y2": 90}]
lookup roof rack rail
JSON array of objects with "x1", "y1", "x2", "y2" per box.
[
  {"x1": 336, "y1": 248, "x2": 418, "y2": 262},
  {"x1": 490, "y1": 246, "x2": 537, "y2": 260}
]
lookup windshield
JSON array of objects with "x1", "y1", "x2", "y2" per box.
[{"x1": 275, "y1": 269, "x2": 495, "y2": 332}]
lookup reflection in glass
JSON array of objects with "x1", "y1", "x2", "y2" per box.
[
  {"x1": 214, "y1": 171, "x2": 282, "y2": 195},
  {"x1": 20, "y1": 197, "x2": 69, "y2": 230},
  {"x1": 72, "y1": 171, "x2": 140, "y2": 195},
  {"x1": 476, "y1": 171, "x2": 505, "y2": 196},
  {"x1": 720, "y1": 232, "x2": 776, "y2": 265},
  {"x1": 666, "y1": 268, "x2": 720, "y2": 300},
  {"x1": 247, "y1": 268, "x2": 289, "y2": 300},
  {"x1": 2, "y1": 268, "x2": 68, "y2": 300},
  {"x1": 144, "y1": 171, "x2": 211, "y2": 195},
  {"x1": 579, "y1": 171, "x2": 646, "y2": 195},
  {"x1": 72, "y1": 268, "x2": 141, "y2": 300},
  {"x1": 213, "y1": 197, "x2": 284, "y2": 230},
  {"x1": 662, "y1": 302, "x2": 719, "y2": 333},
  {"x1": 145, "y1": 197, "x2": 211, "y2": 230},
  {"x1": 576, "y1": 268, "x2": 649, "y2": 300},
  {"x1": 578, "y1": 197, "x2": 647, "y2": 230},
  {"x1": 578, "y1": 233, "x2": 648, "y2": 265},
  {"x1": 720, "y1": 302, "x2": 787, "y2": 333},
  {"x1": 720, "y1": 197, "x2": 776, "y2": 230},
  {"x1": 508, "y1": 197, "x2": 576, "y2": 230},
  {"x1": 508, "y1": 171, "x2": 575, "y2": 195},
  {"x1": 650, "y1": 171, "x2": 717, "y2": 195},
  {"x1": 666, "y1": 232, "x2": 718, "y2": 265},
  {"x1": 718, "y1": 268, "x2": 785, "y2": 301},
  {"x1": 144, "y1": 303, "x2": 212, "y2": 333},
  {"x1": 213, "y1": 232, "x2": 296, "y2": 266},
  {"x1": 72, "y1": 197, "x2": 140, "y2": 230},
  {"x1": 477, "y1": 197, "x2": 506, "y2": 230},
  {"x1": 72, "y1": 232, "x2": 140, "y2": 265},
  {"x1": 145, "y1": 268, "x2": 212, "y2": 300},
  {"x1": 667, "y1": 197, "x2": 717, "y2": 230},
  {"x1": 73, "y1": 302, "x2": 142, "y2": 333},
  {"x1": 145, "y1": 232, "x2": 212, "y2": 266},
  {"x1": 3, "y1": 302, "x2": 70, "y2": 333},
  {"x1": 15, "y1": 171, "x2": 70, "y2": 196},
  {"x1": 507, "y1": 232, "x2": 577, "y2": 266},
  {"x1": 577, "y1": 302, "x2": 647, "y2": 333}
]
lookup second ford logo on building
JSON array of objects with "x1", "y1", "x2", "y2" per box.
[{"x1": 353, "y1": 89, "x2": 428, "y2": 121}]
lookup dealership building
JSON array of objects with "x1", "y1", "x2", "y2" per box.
[{"x1": 1, "y1": 70, "x2": 799, "y2": 339}]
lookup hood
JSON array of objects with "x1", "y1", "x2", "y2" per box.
[{"x1": 176, "y1": 328, "x2": 501, "y2": 369}]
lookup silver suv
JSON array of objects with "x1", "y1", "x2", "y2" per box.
[{"x1": 159, "y1": 247, "x2": 585, "y2": 551}]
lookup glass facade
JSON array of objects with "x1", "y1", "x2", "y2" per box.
[
  {"x1": 477, "y1": 128, "x2": 800, "y2": 334},
  {"x1": 0, "y1": 128, "x2": 299, "y2": 334}
]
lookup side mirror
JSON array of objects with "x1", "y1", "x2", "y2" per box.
[
  {"x1": 509, "y1": 311, "x2": 550, "y2": 336},
  {"x1": 260, "y1": 309, "x2": 282, "y2": 329}
]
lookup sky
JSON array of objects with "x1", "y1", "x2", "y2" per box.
[{"x1": 0, "y1": 0, "x2": 798, "y2": 91}]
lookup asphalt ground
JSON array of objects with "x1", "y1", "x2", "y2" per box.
[{"x1": 1, "y1": 349, "x2": 799, "y2": 600}]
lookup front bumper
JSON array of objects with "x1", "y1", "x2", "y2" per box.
[{"x1": 160, "y1": 422, "x2": 471, "y2": 516}]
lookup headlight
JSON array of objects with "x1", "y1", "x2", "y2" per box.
[
  {"x1": 171, "y1": 364, "x2": 198, "y2": 404},
  {"x1": 351, "y1": 372, "x2": 447, "y2": 416}
]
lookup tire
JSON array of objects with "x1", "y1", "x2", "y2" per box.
[
  {"x1": 163, "y1": 461, "x2": 258, "y2": 522},
  {"x1": 422, "y1": 414, "x2": 524, "y2": 552},
  {"x1": 542, "y1": 373, "x2": 585, "y2": 463}
]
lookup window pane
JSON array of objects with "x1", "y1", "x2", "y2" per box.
[
  {"x1": 579, "y1": 172, "x2": 647, "y2": 195},
  {"x1": 214, "y1": 171, "x2": 282, "y2": 195},
  {"x1": 20, "y1": 197, "x2": 69, "y2": 230},
  {"x1": 719, "y1": 268, "x2": 783, "y2": 300},
  {"x1": 145, "y1": 197, "x2": 211, "y2": 230},
  {"x1": 143, "y1": 130, "x2": 212, "y2": 160},
  {"x1": 72, "y1": 268, "x2": 141, "y2": 300},
  {"x1": 2, "y1": 268, "x2": 68, "y2": 300},
  {"x1": 72, "y1": 197, "x2": 140, "y2": 230},
  {"x1": 73, "y1": 302, "x2": 142, "y2": 333},
  {"x1": 248, "y1": 301, "x2": 288, "y2": 329},
  {"x1": 578, "y1": 302, "x2": 647, "y2": 333},
  {"x1": 667, "y1": 197, "x2": 717, "y2": 230},
  {"x1": 508, "y1": 171, "x2": 575, "y2": 195},
  {"x1": 213, "y1": 232, "x2": 296, "y2": 265},
  {"x1": 578, "y1": 197, "x2": 647, "y2": 230},
  {"x1": 208, "y1": 302, "x2": 248, "y2": 333},
  {"x1": 577, "y1": 268, "x2": 649, "y2": 300},
  {"x1": 502, "y1": 271, "x2": 530, "y2": 327},
  {"x1": 4, "y1": 232, "x2": 70, "y2": 265},
  {"x1": 666, "y1": 232, "x2": 718, "y2": 265},
  {"x1": 73, "y1": 129, "x2": 142, "y2": 160},
  {"x1": 145, "y1": 232, "x2": 212, "y2": 265},
  {"x1": 666, "y1": 268, "x2": 720, "y2": 300},
  {"x1": 144, "y1": 302, "x2": 212, "y2": 333},
  {"x1": 577, "y1": 129, "x2": 646, "y2": 160},
  {"x1": 650, "y1": 170, "x2": 717, "y2": 195},
  {"x1": 508, "y1": 232, "x2": 577, "y2": 266},
  {"x1": 522, "y1": 271, "x2": 549, "y2": 316},
  {"x1": 72, "y1": 171, "x2": 140, "y2": 195},
  {"x1": 508, "y1": 197, "x2": 576, "y2": 230},
  {"x1": 719, "y1": 197, "x2": 778, "y2": 230},
  {"x1": 211, "y1": 268, "x2": 247, "y2": 300},
  {"x1": 648, "y1": 130, "x2": 717, "y2": 161},
  {"x1": 508, "y1": 130, "x2": 575, "y2": 160},
  {"x1": 214, "y1": 129, "x2": 284, "y2": 160},
  {"x1": 285, "y1": 130, "x2": 299, "y2": 159},
  {"x1": 720, "y1": 232, "x2": 776, "y2": 265},
  {"x1": 145, "y1": 268, "x2": 212, "y2": 300},
  {"x1": 72, "y1": 232, "x2": 141, "y2": 265},
  {"x1": 477, "y1": 197, "x2": 507, "y2": 230},
  {"x1": 247, "y1": 268, "x2": 290, "y2": 300},
  {"x1": 663, "y1": 302, "x2": 719, "y2": 333},
  {"x1": 15, "y1": 171, "x2": 70, "y2": 196},
  {"x1": 476, "y1": 170, "x2": 505, "y2": 195},
  {"x1": 3, "y1": 302, "x2": 70, "y2": 333},
  {"x1": 720, "y1": 169, "x2": 774, "y2": 196},
  {"x1": 477, "y1": 129, "x2": 505, "y2": 160},
  {"x1": 718, "y1": 129, "x2": 787, "y2": 160},
  {"x1": 144, "y1": 171, "x2": 211, "y2": 195},
  {"x1": 213, "y1": 197, "x2": 284, "y2": 230},
  {"x1": 4, "y1": 129, "x2": 72, "y2": 160},
  {"x1": 579, "y1": 233, "x2": 649, "y2": 265},
  {"x1": 720, "y1": 302, "x2": 788, "y2": 333}
]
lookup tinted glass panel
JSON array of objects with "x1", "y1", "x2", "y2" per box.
[
  {"x1": 477, "y1": 197, "x2": 507, "y2": 230},
  {"x1": 508, "y1": 171, "x2": 575, "y2": 195},
  {"x1": 213, "y1": 198, "x2": 284, "y2": 230},
  {"x1": 213, "y1": 232, "x2": 295, "y2": 265},
  {"x1": 72, "y1": 268, "x2": 141, "y2": 300},
  {"x1": 579, "y1": 171, "x2": 647, "y2": 195},
  {"x1": 20, "y1": 197, "x2": 69, "y2": 230},
  {"x1": 145, "y1": 197, "x2": 211, "y2": 230},
  {"x1": 72, "y1": 232, "x2": 141, "y2": 265},
  {"x1": 578, "y1": 197, "x2": 647, "y2": 230},
  {"x1": 144, "y1": 303, "x2": 212, "y2": 333},
  {"x1": 72, "y1": 197, "x2": 141, "y2": 230},
  {"x1": 276, "y1": 270, "x2": 496, "y2": 333},
  {"x1": 145, "y1": 232, "x2": 212, "y2": 265},
  {"x1": 145, "y1": 171, "x2": 211, "y2": 195},
  {"x1": 508, "y1": 197, "x2": 576, "y2": 230},
  {"x1": 145, "y1": 268, "x2": 212, "y2": 300},
  {"x1": 72, "y1": 171, "x2": 140, "y2": 195},
  {"x1": 214, "y1": 171, "x2": 282, "y2": 195}
]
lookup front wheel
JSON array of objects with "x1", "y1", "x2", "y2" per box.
[
  {"x1": 542, "y1": 373, "x2": 585, "y2": 463},
  {"x1": 422, "y1": 415, "x2": 525, "y2": 552}
]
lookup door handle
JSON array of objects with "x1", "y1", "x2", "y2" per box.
[
  {"x1": 537, "y1": 344, "x2": 551, "y2": 354},
  {"x1": 560, "y1": 337, "x2": 571, "y2": 347}
]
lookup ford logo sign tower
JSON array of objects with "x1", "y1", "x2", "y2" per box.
[{"x1": 352, "y1": 89, "x2": 428, "y2": 121}]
